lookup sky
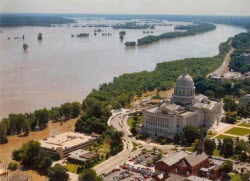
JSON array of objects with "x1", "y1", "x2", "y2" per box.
[{"x1": 0, "y1": 0, "x2": 250, "y2": 16}]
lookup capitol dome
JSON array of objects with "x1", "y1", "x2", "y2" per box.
[
  {"x1": 176, "y1": 68, "x2": 194, "y2": 88},
  {"x1": 171, "y1": 68, "x2": 196, "y2": 106}
]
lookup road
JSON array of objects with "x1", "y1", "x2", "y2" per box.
[
  {"x1": 94, "y1": 109, "x2": 175, "y2": 175},
  {"x1": 94, "y1": 110, "x2": 139, "y2": 175},
  {"x1": 208, "y1": 40, "x2": 234, "y2": 77}
]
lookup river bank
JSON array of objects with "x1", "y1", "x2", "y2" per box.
[
  {"x1": 0, "y1": 22, "x2": 245, "y2": 119},
  {"x1": 0, "y1": 117, "x2": 78, "y2": 164}
]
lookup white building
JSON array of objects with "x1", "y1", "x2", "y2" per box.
[
  {"x1": 39, "y1": 132, "x2": 97, "y2": 159},
  {"x1": 142, "y1": 68, "x2": 222, "y2": 137}
]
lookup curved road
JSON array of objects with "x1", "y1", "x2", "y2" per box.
[{"x1": 94, "y1": 109, "x2": 174, "y2": 175}]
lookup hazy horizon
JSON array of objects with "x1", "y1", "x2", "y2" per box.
[{"x1": 0, "y1": 0, "x2": 250, "y2": 16}]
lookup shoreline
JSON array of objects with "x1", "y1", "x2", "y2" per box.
[
  {"x1": 209, "y1": 40, "x2": 234, "y2": 76},
  {"x1": 0, "y1": 117, "x2": 78, "y2": 164},
  {"x1": 0, "y1": 23, "x2": 245, "y2": 119}
]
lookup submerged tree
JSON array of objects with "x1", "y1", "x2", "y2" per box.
[{"x1": 38, "y1": 33, "x2": 43, "y2": 40}]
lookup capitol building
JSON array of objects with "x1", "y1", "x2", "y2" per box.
[{"x1": 142, "y1": 68, "x2": 222, "y2": 137}]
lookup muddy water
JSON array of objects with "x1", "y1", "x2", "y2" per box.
[{"x1": 0, "y1": 21, "x2": 246, "y2": 118}]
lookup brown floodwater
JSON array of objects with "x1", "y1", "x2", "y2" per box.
[{"x1": 0, "y1": 20, "x2": 246, "y2": 118}]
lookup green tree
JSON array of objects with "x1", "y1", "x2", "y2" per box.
[
  {"x1": 153, "y1": 152, "x2": 163, "y2": 162},
  {"x1": 223, "y1": 96, "x2": 237, "y2": 112},
  {"x1": 50, "y1": 107, "x2": 61, "y2": 122},
  {"x1": 12, "y1": 148, "x2": 25, "y2": 162},
  {"x1": 21, "y1": 120, "x2": 30, "y2": 136},
  {"x1": 204, "y1": 139, "x2": 216, "y2": 156},
  {"x1": 9, "y1": 114, "x2": 26, "y2": 134},
  {"x1": 240, "y1": 172, "x2": 250, "y2": 181},
  {"x1": 235, "y1": 140, "x2": 248, "y2": 155},
  {"x1": 60, "y1": 103, "x2": 72, "y2": 120},
  {"x1": 71, "y1": 102, "x2": 81, "y2": 118},
  {"x1": 8, "y1": 161, "x2": 18, "y2": 171},
  {"x1": 130, "y1": 127, "x2": 137, "y2": 136},
  {"x1": 21, "y1": 140, "x2": 42, "y2": 168},
  {"x1": 173, "y1": 133, "x2": 181, "y2": 144},
  {"x1": 0, "y1": 122, "x2": 8, "y2": 144},
  {"x1": 105, "y1": 152, "x2": 110, "y2": 160},
  {"x1": 224, "y1": 111, "x2": 237, "y2": 124},
  {"x1": 40, "y1": 157, "x2": 52, "y2": 171},
  {"x1": 35, "y1": 108, "x2": 49, "y2": 129},
  {"x1": 224, "y1": 142, "x2": 234, "y2": 157},
  {"x1": 1, "y1": 118, "x2": 10, "y2": 134},
  {"x1": 78, "y1": 169, "x2": 103, "y2": 181},
  {"x1": 220, "y1": 138, "x2": 234, "y2": 157},
  {"x1": 240, "y1": 151, "x2": 248, "y2": 162},
  {"x1": 218, "y1": 139, "x2": 222, "y2": 150},
  {"x1": 183, "y1": 125, "x2": 199, "y2": 144},
  {"x1": 48, "y1": 164, "x2": 69, "y2": 181},
  {"x1": 221, "y1": 160, "x2": 233, "y2": 173}
]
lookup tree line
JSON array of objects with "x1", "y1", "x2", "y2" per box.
[
  {"x1": 126, "y1": 23, "x2": 216, "y2": 46},
  {"x1": 0, "y1": 101, "x2": 81, "y2": 144},
  {"x1": 112, "y1": 22, "x2": 151, "y2": 29},
  {"x1": 74, "y1": 40, "x2": 230, "y2": 139},
  {"x1": 229, "y1": 32, "x2": 250, "y2": 73},
  {"x1": 0, "y1": 15, "x2": 75, "y2": 27}
]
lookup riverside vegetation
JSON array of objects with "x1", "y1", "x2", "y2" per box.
[
  {"x1": 229, "y1": 32, "x2": 250, "y2": 73},
  {"x1": 0, "y1": 21, "x2": 249, "y2": 181},
  {"x1": 0, "y1": 15, "x2": 75, "y2": 27},
  {"x1": 73, "y1": 38, "x2": 231, "y2": 143},
  {"x1": 125, "y1": 23, "x2": 216, "y2": 46}
]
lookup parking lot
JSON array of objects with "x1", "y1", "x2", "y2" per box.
[
  {"x1": 101, "y1": 168, "x2": 150, "y2": 181},
  {"x1": 102, "y1": 151, "x2": 158, "y2": 181},
  {"x1": 128, "y1": 152, "x2": 155, "y2": 167}
]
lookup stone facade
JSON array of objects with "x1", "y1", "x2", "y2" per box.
[{"x1": 142, "y1": 68, "x2": 222, "y2": 137}]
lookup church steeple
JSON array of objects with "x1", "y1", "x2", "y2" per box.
[{"x1": 199, "y1": 128, "x2": 205, "y2": 153}]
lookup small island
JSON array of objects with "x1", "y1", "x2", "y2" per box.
[{"x1": 137, "y1": 23, "x2": 216, "y2": 46}]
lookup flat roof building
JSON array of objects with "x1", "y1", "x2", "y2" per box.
[
  {"x1": 39, "y1": 132, "x2": 97, "y2": 159},
  {"x1": 68, "y1": 149, "x2": 99, "y2": 164}
]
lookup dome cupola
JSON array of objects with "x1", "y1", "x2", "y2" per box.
[
  {"x1": 171, "y1": 68, "x2": 196, "y2": 106},
  {"x1": 176, "y1": 68, "x2": 194, "y2": 88}
]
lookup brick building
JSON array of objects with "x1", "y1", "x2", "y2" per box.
[{"x1": 155, "y1": 129, "x2": 210, "y2": 177}]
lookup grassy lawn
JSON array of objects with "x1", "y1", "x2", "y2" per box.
[
  {"x1": 238, "y1": 123, "x2": 250, "y2": 128},
  {"x1": 213, "y1": 149, "x2": 222, "y2": 157},
  {"x1": 225, "y1": 127, "x2": 250, "y2": 136},
  {"x1": 66, "y1": 164, "x2": 80, "y2": 174},
  {"x1": 215, "y1": 134, "x2": 236, "y2": 139},
  {"x1": 185, "y1": 147, "x2": 193, "y2": 152},
  {"x1": 89, "y1": 136, "x2": 111, "y2": 156},
  {"x1": 127, "y1": 116, "x2": 143, "y2": 128},
  {"x1": 230, "y1": 174, "x2": 242, "y2": 181},
  {"x1": 132, "y1": 141, "x2": 139, "y2": 152}
]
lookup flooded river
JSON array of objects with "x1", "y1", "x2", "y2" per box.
[{"x1": 0, "y1": 20, "x2": 246, "y2": 118}]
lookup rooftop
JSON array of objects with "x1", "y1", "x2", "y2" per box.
[
  {"x1": 39, "y1": 132, "x2": 96, "y2": 150},
  {"x1": 146, "y1": 106, "x2": 158, "y2": 113},
  {"x1": 160, "y1": 151, "x2": 189, "y2": 166},
  {"x1": 68, "y1": 149, "x2": 98, "y2": 162},
  {"x1": 184, "y1": 151, "x2": 208, "y2": 167}
]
